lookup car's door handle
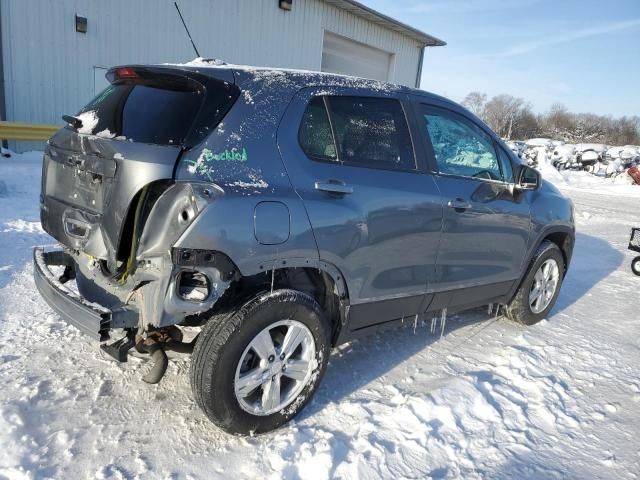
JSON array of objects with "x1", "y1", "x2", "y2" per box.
[
  {"x1": 447, "y1": 198, "x2": 472, "y2": 211},
  {"x1": 314, "y1": 180, "x2": 354, "y2": 195}
]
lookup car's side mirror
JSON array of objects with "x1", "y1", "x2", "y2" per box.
[{"x1": 514, "y1": 165, "x2": 541, "y2": 191}]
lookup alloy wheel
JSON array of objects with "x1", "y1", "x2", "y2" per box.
[
  {"x1": 529, "y1": 258, "x2": 560, "y2": 314},
  {"x1": 234, "y1": 320, "x2": 317, "y2": 416}
]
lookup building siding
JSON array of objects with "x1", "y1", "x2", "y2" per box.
[{"x1": 1, "y1": 0, "x2": 422, "y2": 151}]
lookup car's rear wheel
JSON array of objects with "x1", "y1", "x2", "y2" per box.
[
  {"x1": 505, "y1": 241, "x2": 565, "y2": 325},
  {"x1": 190, "y1": 289, "x2": 330, "y2": 435}
]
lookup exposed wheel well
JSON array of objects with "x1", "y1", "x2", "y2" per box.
[
  {"x1": 543, "y1": 231, "x2": 573, "y2": 271},
  {"x1": 190, "y1": 267, "x2": 346, "y2": 345}
]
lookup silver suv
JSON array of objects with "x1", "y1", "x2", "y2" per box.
[{"x1": 34, "y1": 64, "x2": 575, "y2": 434}]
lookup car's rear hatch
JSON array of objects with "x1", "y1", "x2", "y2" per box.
[{"x1": 41, "y1": 65, "x2": 238, "y2": 272}]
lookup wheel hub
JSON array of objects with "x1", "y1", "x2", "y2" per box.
[
  {"x1": 529, "y1": 258, "x2": 560, "y2": 314},
  {"x1": 234, "y1": 319, "x2": 317, "y2": 416}
]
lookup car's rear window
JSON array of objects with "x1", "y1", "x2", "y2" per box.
[{"x1": 77, "y1": 73, "x2": 237, "y2": 146}]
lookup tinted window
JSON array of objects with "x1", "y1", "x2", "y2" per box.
[
  {"x1": 78, "y1": 83, "x2": 203, "y2": 145},
  {"x1": 76, "y1": 73, "x2": 240, "y2": 146},
  {"x1": 298, "y1": 97, "x2": 338, "y2": 161},
  {"x1": 328, "y1": 97, "x2": 415, "y2": 170},
  {"x1": 421, "y1": 106, "x2": 503, "y2": 181}
]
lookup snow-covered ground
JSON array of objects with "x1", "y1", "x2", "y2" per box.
[{"x1": 1, "y1": 152, "x2": 639, "y2": 479}]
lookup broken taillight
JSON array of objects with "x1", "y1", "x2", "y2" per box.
[{"x1": 176, "y1": 271, "x2": 210, "y2": 302}]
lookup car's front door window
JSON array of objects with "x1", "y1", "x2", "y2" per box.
[{"x1": 421, "y1": 106, "x2": 503, "y2": 181}]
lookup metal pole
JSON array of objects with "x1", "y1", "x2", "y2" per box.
[
  {"x1": 0, "y1": 1, "x2": 9, "y2": 151},
  {"x1": 415, "y1": 45, "x2": 425, "y2": 89}
]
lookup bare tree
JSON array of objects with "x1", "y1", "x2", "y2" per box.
[
  {"x1": 461, "y1": 92, "x2": 487, "y2": 117},
  {"x1": 482, "y1": 94, "x2": 529, "y2": 140},
  {"x1": 462, "y1": 91, "x2": 640, "y2": 144}
]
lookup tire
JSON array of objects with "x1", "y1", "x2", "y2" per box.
[
  {"x1": 632, "y1": 256, "x2": 640, "y2": 276},
  {"x1": 505, "y1": 241, "x2": 565, "y2": 326},
  {"x1": 190, "y1": 289, "x2": 330, "y2": 435}
]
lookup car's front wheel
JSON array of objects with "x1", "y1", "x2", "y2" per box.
[
  {"x1": 190, "y1": 289, "x2": 330, "y2": 435},
  {"x1": 505, "y1": 241, "x2": 565, "y2": 325}
]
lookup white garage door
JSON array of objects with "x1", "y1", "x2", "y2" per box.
[{"x1": 321, "y1": 31, "x2": 392, "y2": 82}]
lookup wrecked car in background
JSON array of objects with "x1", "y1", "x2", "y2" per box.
[
  {"x1": 34, "y1": 63, "x2": 575, "y2": 434},
  {"x1": 606, "y1": 145, "x2": 640, "y2": 168},
  {"x1": 574, "y1": 143, "x2": 608, "y2": 171},
  {"x1": 551, "y1": 143, "x2": 577, "y2": 170},
  {"x1": 524, "y1": 138, "x2": 553, "y2": 167}
]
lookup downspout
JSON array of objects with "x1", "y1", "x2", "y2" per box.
[
  {"x1": 415, "y1": 44, "x2": 426, "y2": 89},
  {"x1": 0, "y1": 1, "x2": 7, "y2": 151}
]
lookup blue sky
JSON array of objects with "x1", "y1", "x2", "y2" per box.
[{"x1": 363, "y1": 0, "x2": 640, "y2": 117}]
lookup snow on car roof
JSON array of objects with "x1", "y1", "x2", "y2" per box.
[{"x1": 158, "y1": 58, "x2": 453, "y2": 103}]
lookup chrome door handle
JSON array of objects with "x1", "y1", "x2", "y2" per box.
[
  {"x1": 314, "y1": 181, "x2": 354, "y2": 195},
  {"x1": 447, "y1": 198, "x2": 471, "y2": 211}
]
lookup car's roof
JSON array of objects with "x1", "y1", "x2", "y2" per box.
[{"x1": 158, "y1": 60, "x2": 456, "y2": 107}]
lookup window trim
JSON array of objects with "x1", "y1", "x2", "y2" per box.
[
  {"x1": 297, "y1": 94, "x2": 419, "y2": 173},
  {"x1": 494, "y1": 142, "x2": 516, "y2": 184},
  {"x1": 417, "y1": 103, "x2": 515, "y2": 185}
]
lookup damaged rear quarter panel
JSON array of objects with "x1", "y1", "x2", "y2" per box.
[
  {"x1": 173, "y1": 70, "x2": 320, "y2": 276},
  {"x1": 43, "y1": 128, "x2": 182, "y2": 266}
]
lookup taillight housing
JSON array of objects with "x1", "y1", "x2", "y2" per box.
[
  {"x1": 106, "y1": 67, "x2": 140, "y2": 83},
  {"x1": 116, "y1": 67, "x2": 138, "y2": 79},
  {"x1": 176, "y1": 271, "x2": 210, "y2": 302}
]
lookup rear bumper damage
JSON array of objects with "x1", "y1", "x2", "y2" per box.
[
  {"x1": 33, "y1": 247, "x2": 138, "y2": 341},
  {"x1": 34, "y1": 245, "x2": 236, "y2": 339},
  {"x1": 37, "y1": 177, "x2": 236, "y2": 329},
  {"x1": 35, "y1": 178, "x2": 238, "y2": 379},
  {"x1": 34, "y1": 246, "x2": 225, "y2": 379}
]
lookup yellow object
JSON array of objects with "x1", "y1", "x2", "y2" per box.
[
  {"x1": 120, "y1": 186, "x2": 149, "y2": 284},
  {"x1": 0, "y1": 121, "x2": 59, "y2": 141}
]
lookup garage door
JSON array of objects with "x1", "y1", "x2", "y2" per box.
[{"x1": 321, "y1": 31, "x2": 391, "y2": 82}]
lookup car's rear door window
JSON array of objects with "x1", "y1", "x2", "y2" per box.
[
  {"x1": 298, "y1": 95, "x2": 416, "y2": 171},
  {"x1": 298, "y1": 97, "x2": 338, "y2": 162},
  {"x1": 419, "y1": 105, "x2": 505, "y2": 181}
]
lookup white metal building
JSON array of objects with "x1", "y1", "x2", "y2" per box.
[{"x1": 0, "y1": 0, "x2": 444, "y2": 151}]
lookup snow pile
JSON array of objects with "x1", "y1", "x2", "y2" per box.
[
  {"x1": 76, "y1": 111, "x2": 99, "y2": 135},
  {"x1": 169, "y1": 57, "x2": 227, "y2": 67},
  {"x1": 95, "y1": 128, "x2": 116, "y2": 139},
  {"x1": 534, "y1": 148, "x2": 567, "y2": 185},
  {"x1": 1, "y1": 151, "x2": 639, "y2": 478},
  {"x1": 536, "y1": 151, "x2": 640, "y2": 197}
]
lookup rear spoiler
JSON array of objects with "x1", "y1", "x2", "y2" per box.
[{"x1": 106, "y1": 64, "x2": 236, "y2": 85}]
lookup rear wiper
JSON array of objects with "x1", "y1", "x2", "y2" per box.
[{"x1": 62, "y1": 114, "x2": 83, "y2": 129}]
